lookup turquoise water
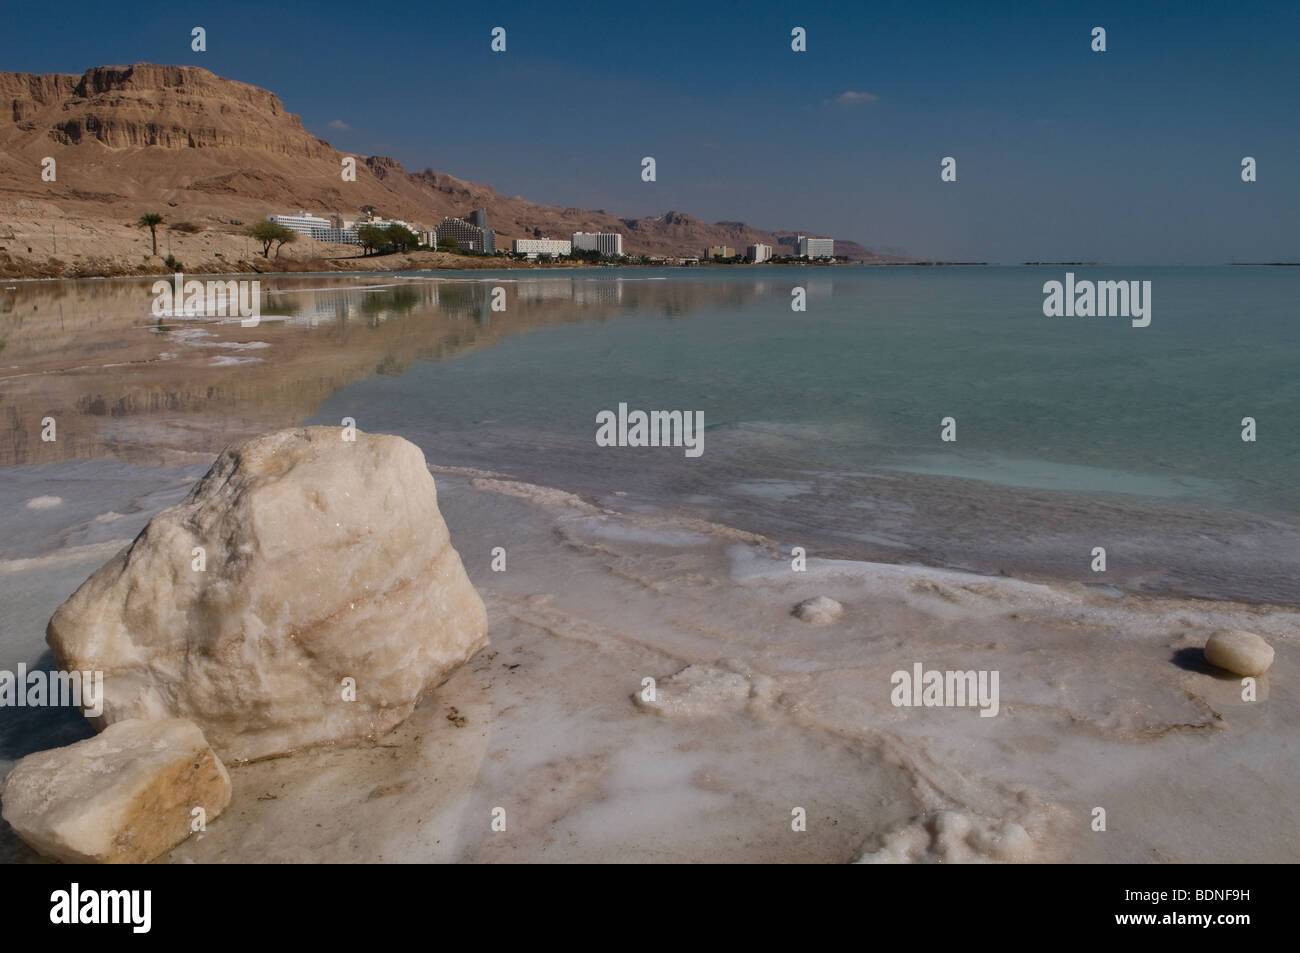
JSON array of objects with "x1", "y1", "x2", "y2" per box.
[
  {"x1": 302, "y1": 266, "x2": 1300, "y2": 602},
  {"x1": 319, "y1": 266, "x2": 1297, "y2": 506},
  {"x1": 5, "y1": 265, "x2": 1293, "y2": 602}
]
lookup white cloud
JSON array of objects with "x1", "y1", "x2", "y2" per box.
[
  {"x1": 828, "y1": 90, "x2": 878, "y2": 106},
  {"x1": 327, "y1": 119, "x2": 351, "y2": 131}
]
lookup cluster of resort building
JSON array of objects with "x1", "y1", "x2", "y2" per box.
[
  {"x1": 694, "y1": 237, "x2": 831, "y2": 262},
  {"x1": 268, "y1": 209, "x2": 493, "y2": 252},
  {"x1": 511, "y1": 232, "x2": 625, "y2": 259},
  {"x1": 703, "y1": 243, "x2": 774, "y2": 262},
  {"x1": 266, "y1": 209, "x2": 836, "y2": 262}
]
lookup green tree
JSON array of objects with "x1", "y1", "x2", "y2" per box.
[
  {"x1": 358, "y1": 224, "x2": 390, "y2": 256},
  {"x1": 246, "y1": 221, "x2": 297, "y2": 258},
  {"x1": 136, "y1": 213, "x2": 163, "y2": 256},
  {"x1": 273, "y1": 228, "x2": 298, "y2": 258},
  {"x1": 385, "y1": 224, "x2": 419, "y2": 252}
]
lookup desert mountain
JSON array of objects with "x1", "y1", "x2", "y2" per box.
[{"x1": 0, "y1": 64, "x2": 885, "y2": 265}]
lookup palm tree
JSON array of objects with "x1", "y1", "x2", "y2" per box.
[{"x1": 136, "y1": 213, "x2": 163, "y2": 256}]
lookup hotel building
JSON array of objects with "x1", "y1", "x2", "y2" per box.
[
  {"x1": 434, "y1": 216, "x2": 495, "y2": 253},
  {"x1": 268, "y1": 211, "x2": 360, "y2": 245},
  {"x1": 513, "y1": 237, "x2": 572, "y2": 258},
  {"x1": 797, "y1": 235, "x2": 834, "y2": 259},
  {"x1": 571, "y1": 232, "x2": 624, "y2": 257}
]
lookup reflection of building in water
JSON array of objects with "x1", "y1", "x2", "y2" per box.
[
  {"x1": 805, "y1": 278, "x2": 834, "y2": 300},
  {"x1": 291, "y1": 289, "x2": 359, "y2": 324},
  {"x1": 267, "y1": 284, "x2": 445, "y2": 326},
  {"x1": 264, "y1": 288, "x2": 364, "y2": 325},
  {"x1": 431, "y1": 282, "x2": 493, "y2": 322},
  {"x1": 513, "y1": 278, "x2": 576, "y2": 301},
  {"x1": 573, "y1": 280, "x2": 625, "y2": 305},
  {"x1": 506, "y1": 277, "x2": 626, "y2": 306},
  {"x1": 0, "y1": 273, "x2": 788, "y2": 466}
]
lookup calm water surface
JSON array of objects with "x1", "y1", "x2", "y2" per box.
[{"x1": 3, "y1": 266, "x2": 1298, "y2": 601}]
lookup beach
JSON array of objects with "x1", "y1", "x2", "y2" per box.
[{"x1": 1, "y1": 267, "x2": 1296, "y2": 862}]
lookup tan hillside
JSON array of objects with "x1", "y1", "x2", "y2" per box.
[{"x1": 0, "y1": 64, "x2": 889, "y2": 276}]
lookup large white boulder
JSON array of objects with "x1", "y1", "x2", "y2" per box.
[
  {"x1": 1, "y1": 718, "x2": 231, "y2": 864},
  {"x1": 46, "y1": 427, "x2": 489, "y2": 761}
]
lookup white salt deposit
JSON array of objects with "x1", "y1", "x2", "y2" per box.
[
  {"x1": 792, "y1": 596, "x2": 843, "y2": 625},
  {"x1": 0, "y1": 462, "x2": 1295, "y2": 864}
]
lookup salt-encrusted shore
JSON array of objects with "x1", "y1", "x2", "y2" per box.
[{"x1": 0, "y1": 460, "x2": 1294, "y2": 863}]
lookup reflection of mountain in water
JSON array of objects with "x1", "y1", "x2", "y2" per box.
[{"x1": 0, "y1": 273, "x2": 772, "y2": 465}]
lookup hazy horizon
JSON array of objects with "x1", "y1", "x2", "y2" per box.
[{"x1": 3, "y1": 0, "x2": 1298, "y2": 264}]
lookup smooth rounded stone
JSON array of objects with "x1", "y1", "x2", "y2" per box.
[
  {"x1": 46, "y1": 427, "x2": 489, "y2": 762},
  {"x1": 633, "y1": 664, "x2": 752, "y2": 717},
  {"x1": 1204, "y1": 629, "x2": 1274, "y2": 676},
  {"x1": 1, "y1": 718, "x2": 231, "y2": 864},
  {"x1": 792, "y1": 596, "x2": 843, "y2": 625}
]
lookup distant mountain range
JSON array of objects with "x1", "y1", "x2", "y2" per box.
[{"x1": 0, "y1": 64, "x2": 894, "y2": 262}]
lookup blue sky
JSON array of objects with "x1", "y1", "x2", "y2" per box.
[{"x1": 4, "y1": 0, "x2": 1298, "y2": 263}]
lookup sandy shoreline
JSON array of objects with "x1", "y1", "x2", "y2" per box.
[
  {"x1": 0, "y1": 255, "x2": 859, "y2": 283},
  {"x1": 1, "y1": 459, "x2": 1294, "y2": 863},
  {"x1": 0, "y1": 206, "x2": 854, "y2": 282}
]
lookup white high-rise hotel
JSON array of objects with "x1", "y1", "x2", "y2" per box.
[
  {"x1": 571, "y1": 232, "x2": 624, "y2": 257},
  {"x1": 797, "y1": 235, "x2": 834, "y2": 259}
]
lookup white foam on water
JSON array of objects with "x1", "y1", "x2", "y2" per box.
[
  {"x1": 733, "y1": 479, "x2": 812, "y2": 501},
  {"x1": 190, "y1": 340, "x2": 270, "y2": 350},
  {"x1": 267, "y1": 284, "x2": 403, "y2": 294},
  {"x1": 0, "y1": 538, "x2": 131, "y2": 575},
  {"x1": 572, "y1": 519, "x2": 711, "y2": 548},
  {"x1": 882, "y1": 452, "x2": 1228, "y2": 502}
]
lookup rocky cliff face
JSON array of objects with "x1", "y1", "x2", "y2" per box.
[
  {"x1": 0, "y1": 63, "x2": 885, "y2": 261},
  {"x1": 5, "y1": 64, "x2": 324, "y2": 155}
]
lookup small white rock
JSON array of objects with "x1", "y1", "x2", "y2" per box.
[
  {"x1": 1, "y1": 718, "x2": 231, "y2": 864},
  {"x1": 1204, "y1": 629, "x2": 1274, "y2": 676},
  {"x1": 633, "y1": 664, "x2": 751, "y2": 717},
  {"x1": 792, "y1": 596, "x2": 843, "y2": 625}
]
